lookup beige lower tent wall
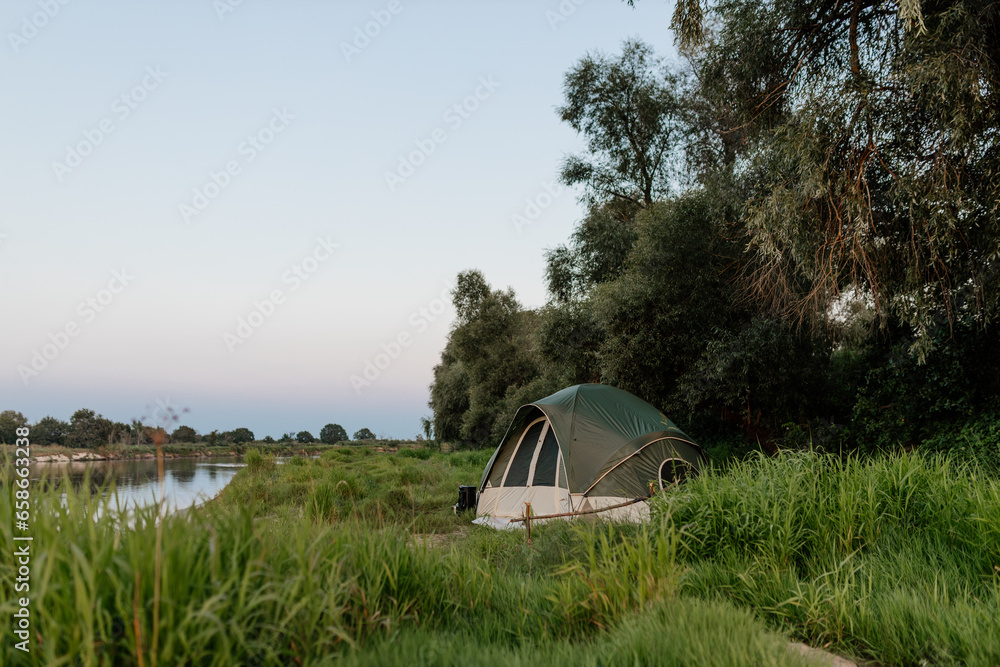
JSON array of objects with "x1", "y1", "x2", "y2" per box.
[
  {"x1": 477, "y1": 487, "x2": 648, "y2": 526},
  {"x1": 477, "y1": 484, "x2": 571, "y2": 519}
]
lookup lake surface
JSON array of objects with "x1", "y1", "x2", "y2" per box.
[{"x1": 29, "y1": 456, "x2": 245, "y2": 514}]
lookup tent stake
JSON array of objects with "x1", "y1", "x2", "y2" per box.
[{"x1": 524, "y1": 502, "x2": 532, "y2": 546}]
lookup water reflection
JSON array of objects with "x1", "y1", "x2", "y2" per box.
[{"x1": 29, "y1": 456, "x2": 245, "y2": 514}]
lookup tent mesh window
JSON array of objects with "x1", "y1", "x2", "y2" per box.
[
  {"x1": 531, "y1": 427, "x2": 559, "y2": 487},
  {"x1": 658, "y1": 458, "x2": 694, "y2": 489},
  {"x1": 487, "y1": 417, "x2": 536, "y2": 487},
  {"x1": 503, "y1": 421, "x2": 545, "y2": 487}
]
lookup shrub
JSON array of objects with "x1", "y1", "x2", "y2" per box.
[
  {"x1": 244, "y1": 448, "x2": 275, "y2": 475},
  {"x1": 923, "y1": 407, "x2": 1000, "y2": 470}
]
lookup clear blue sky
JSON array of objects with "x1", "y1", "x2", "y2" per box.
[{"x1": 0, "y1": 0, "x2": 679, "y2": 439}]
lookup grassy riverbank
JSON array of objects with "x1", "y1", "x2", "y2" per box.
[{"x1": 3, "y1": 447, "x2": 999, "y2": 664}]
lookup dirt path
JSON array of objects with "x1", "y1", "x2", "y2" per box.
[{"x1": 788, "y1": 641, "x2": 877, "y2": 666}]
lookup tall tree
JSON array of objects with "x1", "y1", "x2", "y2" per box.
[
  {"x1": 559, "y1": 39, "x2": 685, "y2": 212},
  {"x1": 320, "y1": 423, "x2": 348, "y2": 444},
  {"x1": 591, "y1": 194, "x2": 745, "y2": 410},
  {"x1": 353, "y1": 428, "x2": 376, "y2": 441},
  {"x1": 66, "y1": 409, "x2": 115, "y2": 449},
  {"x1": 428, "y1": 342, "x2": 470, "y2": 442},
  {"x1": 171, "y1": 425, "x2": 199, "y2": 443},
  {"x1": 430, "y1": 271, "x2": 540, "y2": 447},
  {"x1": 0, "y1": 410, "x2": 28, "y2": 444},
  {"x1": 32, "y1": 416, "x2": 69, "y2": 446}
]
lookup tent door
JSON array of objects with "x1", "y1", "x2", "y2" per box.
[
  {"x1": 493, "y1": 420, "x2": 563, "y2": 517},
  {"x1": 480, "y1": 419, "x2": 572, "y2": 519}
]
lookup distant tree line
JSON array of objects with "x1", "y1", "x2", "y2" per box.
[
  {"x1": 0, "y1": 410, "x2": 381, "y2": 449},
  {"x1": 430, "y1": 0, "x2": 1000, "y2": 463}
]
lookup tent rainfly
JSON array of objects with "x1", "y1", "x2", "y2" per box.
[{"x1": 474, "y1": 383, "x2": 706, "y2": 528}]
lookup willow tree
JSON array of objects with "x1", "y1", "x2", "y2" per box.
[{"x1": 633, "y1": 0, "x2": 1000, "y2": 351}]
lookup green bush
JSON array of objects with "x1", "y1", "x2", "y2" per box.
[
  {"x1": 851, "y1": 320, "x2": 1000, "y2": 453},
  {"x1": 243, "y1": 448, "x2": 275, "y2": 475},
  {"x1": 923, "y1": 408, "x2": 1000, "y2": 470}
]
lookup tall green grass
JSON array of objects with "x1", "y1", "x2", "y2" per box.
[
  {"x1": 338, "y1": 598, "x2": 807, "y2": 667},
  {"x1": 6, "y1": 446, "x2": 997, "y2": 664},
  {"x1": 652, "y1": 451, "x2": 1000, "y2": 664},
  {"x1": 0, "y1": 455, "x2": 803, "y2": 665},
  {"x1": 218, "y1": 446, "x2": 493, "y2": 532}
]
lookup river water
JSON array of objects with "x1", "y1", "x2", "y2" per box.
[{"x1": 29, "y1": 456, "x2": 245, "y2": 514}]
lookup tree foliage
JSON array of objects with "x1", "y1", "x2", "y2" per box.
[
  {"x1": 589, "y1": 194, "x2": 744, "y2": 410},
  {"x1": 31, "y1": 416, "x2": 69, "y2": 446},
  {"x1": 0, "y1": 410, "x2": 28, "y2": 444},
  {"x1": 429, "y1": 271, "x2": 540, "y2": 448},
  {"x1": 226, "y1": 428, "x2": 255, "y2": 444},
  {"x1": 430, "y1": 17, "x2": 1000, "y2": 455},
  {"x1": 320, "y1": 423, "x2": 348, "y2": 444},
  {"x1": 171, "y1": 425, "x2": 199, "y2": 443},
  {"x1": 559, "y1": 39, "x2": 684, "y2": 210},
  {"x1": 689, "y1": 0, "x2": 1000, "y2": 348},
  {"x1": 66, "y1": 409, "x2": 116, "y2": 449},
  {"x1": 545, "y1": 204, "x2": 639, "y2": 303},
  {"x1": 353, "y1": 428, "x2": 376, "y2": 441}
]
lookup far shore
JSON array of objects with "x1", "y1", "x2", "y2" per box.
[{"x1": 3, "y1": 439, "x2": 423, "y2": 464}]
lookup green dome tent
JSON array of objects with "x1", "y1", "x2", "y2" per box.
[{"x1": 475, "y1": 384, "x2": 706, "y2": 528}]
